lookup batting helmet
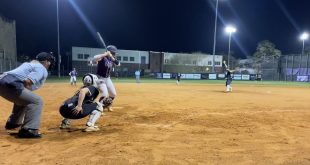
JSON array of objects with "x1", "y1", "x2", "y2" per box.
[{"x1": 107, "y1": 45, "x2": 118, "y2": 55}]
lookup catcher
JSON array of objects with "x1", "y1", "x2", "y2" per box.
[{"x1": 59, "y1": 73, "x2": 113, "y2": 132}]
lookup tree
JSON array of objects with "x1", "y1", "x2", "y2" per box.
[
  {"x1": 253, "y1": 40, "x2": 282, "y2": 63},
  {"x1": 305, "y1": 45, "x2": 310, "y2": 55},
  {"x1": 252, "y1": 40, "x2": 282, "y2": 74}
]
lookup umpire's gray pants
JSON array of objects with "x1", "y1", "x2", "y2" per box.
[{"x1": 0, "y1": 86, "x2": 43, "y2": 130}]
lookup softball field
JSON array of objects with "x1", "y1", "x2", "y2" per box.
[{"x1": 0, "y1": 80, "x2": 310, "y2": 165}]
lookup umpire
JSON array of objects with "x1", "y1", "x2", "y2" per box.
[{"x1": 0, "y1": 52, "x2": 55, "y2": 138}]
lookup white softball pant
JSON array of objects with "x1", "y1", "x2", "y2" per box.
[
  {"x1": 70, "y1": 76, "x2": 77, "y2": 83},
  {"x1": 97, "y1": 77, "x2": 116, "y2": 98}
]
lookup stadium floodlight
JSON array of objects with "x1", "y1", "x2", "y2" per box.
[
  {"x1": 225, "y1": 26, "x2": 237, "y2": 34},
  {"x1": 212, "y1": 0, "x2": 226, "y2": 73},
  {"x1": 299, "y1": 32, "x2": 309, "y2": 75},
  {"x1": 57, "y1": 0, "x2": 61, "y2": 78},
  {"x1": 300, "y1": 32, "x2": 309, "y2": 41},
  {"x1": 225, "y1": 25, "x2": 237, "y2": 68},
  {"x1": 212, "y1": 0, "x2": 219, "y2": 73}
]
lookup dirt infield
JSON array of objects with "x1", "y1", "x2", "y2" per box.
[{"x1": 0, "y1": 82, "x2": 310, "y2": 165}]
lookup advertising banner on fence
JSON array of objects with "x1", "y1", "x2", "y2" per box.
[
  {"x1": 163, "y1": 73, "x2": 171, "y2": 79},
  {"x1": 156, "y1": 73, "x2": 162, "y2": 79},
  {"x1": 297, "y1": 76, "x2": 308, "y2": 82},
  {"x1": 233, "y1": 74, "x2": 242, "y2": 80},
  {"x1": 185, "y1": 74, "x2": 194, "y2": 79},
  {"x1": 184, "y1": 74, "x2": 201, "y2": 79},
  {"x1": 242, "y1": 74, "x2": 250, "y2": 80},
  {"x1": 193, "y1": 74, "x2": 201, "y2": 79},
  {"x1": 218, "y1": 74, "x2": 225, "y2": 80},
  {"x1": 209, "y1": 74, "x2": 217, "y2": 80}
]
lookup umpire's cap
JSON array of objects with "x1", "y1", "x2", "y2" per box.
[
  {"x1": 107, "y1": 45, "x2": 118, "y2": 55},
  {"x1": 36, "y1": 52, "x2": 56, "y2": 70}
]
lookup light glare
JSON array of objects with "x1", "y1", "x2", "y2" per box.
[
  {"x1": 225, "y1": 26, "x2": 237, "y2": 33},
  {"x1": 300, "y1": 32, "x2": 309, "y2": 41}
]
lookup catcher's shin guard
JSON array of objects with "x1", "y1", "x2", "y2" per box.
[{"x1": 86, "y1": 110, "x2": 101, "y2": 127}]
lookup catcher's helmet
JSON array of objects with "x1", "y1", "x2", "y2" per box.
[{"x1": 82, "y1": 73, "x2": 98, "y2": 87}]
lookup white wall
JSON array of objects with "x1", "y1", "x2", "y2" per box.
[
  {"x1": 118, "y1": 50, "x2": 149, "y2": 64},
  {"x1": 72, "y1": 47, "x2": 149, "y2": 64}
]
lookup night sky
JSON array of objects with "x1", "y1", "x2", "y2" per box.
[{"x1": 0, "y1": 0, "x2": 309, "y2": 59}]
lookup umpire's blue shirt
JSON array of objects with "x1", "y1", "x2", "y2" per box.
[{"x1": 6, "y1": 61, "x2": 48, "y2": 91}]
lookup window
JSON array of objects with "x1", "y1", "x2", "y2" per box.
[
  {"x1": 164, "y1": 59, "x2": 169, "y2": 64},
  {"x1": 215, "y1": 61, "x2": 221, "y2": 66},
  {"x1": 117, "y1": 56, "x2": 121, "y2": 61},
  {"x1": 78, "y1": 54, "x2": 83, "y2": 59},
  {"x1": 193, "y1": 61, "x2": 197, "y2": 65},
  {"x1": 123, "y1": 56, "x2": 128, "y2": 61},
  {"x1": 141, "y1": 56, "x2": 146, "y2": 64},
  {"x1": 84, "y1": 54, "x2": 90, "y2": 59},
  {"x1": 130, "y1": 57, "x2": 135, "y2": 61},
  {"x1": 208, "y1": 61, "x2": 212, "y2": 65}
]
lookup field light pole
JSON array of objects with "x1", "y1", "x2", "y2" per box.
[
  {"x1": 300, "y1": 32, "x2": 309, "y2": 75},
  {"x1": 212, "y1": 0, "x2": 219, "y2": 73},
  {"x1": 57, "y1": 0, "x2": 61, "y2": 78},
  {"x1": 225, "y1": 26, "x2": 236, "y2": 68},
  {"x1": 138, "y1": 51, "x2": 141, "y2": 71}
]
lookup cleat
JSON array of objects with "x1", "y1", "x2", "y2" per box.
[
  {"x1": 59, "y1": 119, "x2": 70, "y2": 129},
  {"x1": 83, "y1": 126, "x2": 100, "y2": 132},
  {"x1": 18, "y1": 128, "x2": 42, "y2": 138},
  {"x1": 5, "y1": 122, "x2": 21, "y2": 130}
]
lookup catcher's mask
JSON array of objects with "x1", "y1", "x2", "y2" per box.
[{"x1": 82, "y1": 73, "x2": 98, "y2": 87}]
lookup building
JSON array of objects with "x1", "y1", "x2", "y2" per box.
[
  {"x1": 71, "y1": 46, "x2": 223, "y2": 76},
  {"x1": 0, "y1": 15, "x2": 17, "y2": 73},
  {"x1": 71, "y1": 47, "x2": 149, "y2": 76}
]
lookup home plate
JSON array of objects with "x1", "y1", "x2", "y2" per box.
[{"x1": 112, "y1": 106, "x2": 123, "y2": 109}]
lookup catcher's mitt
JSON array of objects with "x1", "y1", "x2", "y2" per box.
[{"x1": 99, "y1": 97, "x2": 113, "y2": 108}]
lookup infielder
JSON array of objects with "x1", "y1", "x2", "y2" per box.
[
  {"x1": 93, "y1": 45, "x2": 120, "y2": 112},
  {"x1": 69, "y1": 68, "x2": 78, "y2": 85}
]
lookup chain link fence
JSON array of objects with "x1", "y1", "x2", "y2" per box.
[
  {"x1": 260, "y1": 54, "x2": 310, "y2": 81},
  {"x1": 0, "y1": 58, "x2": 18, "y2": 73}
]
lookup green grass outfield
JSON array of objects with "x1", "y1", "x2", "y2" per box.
[{"x1": 47, "y1": 76, "x2": 310, "y2": 87}]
